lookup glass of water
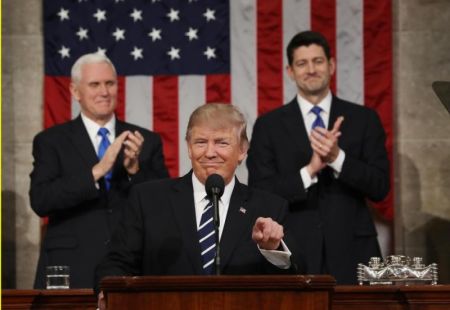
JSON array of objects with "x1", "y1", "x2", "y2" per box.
[{"x1": 46, "y1": 266, "x2": 70, "y2": 289}]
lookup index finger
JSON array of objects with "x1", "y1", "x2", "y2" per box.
[
  {"x1": 254, "y1": 217, "x2": 268, "y2": 232},
  {"x1": 134, "y1": 130, "x2": 144, "y2": 141},
  {"x1": 331, "y1": 116, "x2": 344, "y2": 135},
  {"x1": 114, "y1": 131, "x2": 130, "y2": 144}
]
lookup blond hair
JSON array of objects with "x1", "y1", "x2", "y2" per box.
[{"x1": 185, "y1": 103, "x2": 249, "y2": 150}]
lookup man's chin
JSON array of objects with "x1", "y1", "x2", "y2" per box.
[{"x1": 204, "y1": 167, "x2": 220, "y2": 174}]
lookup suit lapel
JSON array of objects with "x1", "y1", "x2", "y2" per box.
[
  {"x1": 282, "y1": 98, "x2": 313, "y2": 159},
  {"x1": 328, "y1": 95, "x2": 343, "y2": 131},
  {"x1": 68, "y1": 116, "x2": 99, "y2": 168},
  {"x1": 112, "y1": 120, "x2": 127, "y2": 179},
  {"x1": 220, "y1": 180, "x2": 254, "y2": 269},
  {"x1": 170, "y1": 173, "x2": 204, "y2": 274}
]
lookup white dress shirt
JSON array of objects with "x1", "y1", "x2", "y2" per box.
[
  {"x1": 191, "y1": 173, "x2": 292, "y2": 268},
  {"x1": 81, "y1": 113, "x2": 116, "y2": 188},
  {"x1": 297, "y1": 92, "x2": 346, "y2": 189},
  {"x1": 81, "y1": 113, "x2": 116, "y2": 153}
]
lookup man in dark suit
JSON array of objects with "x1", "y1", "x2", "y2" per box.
[
  {"x1": 29, "y1": 53, "x2": 169, "y2": 289},
  {"x1": 247, "y1": 31, "x2": 390, "y2": 284},
  {"x1": 95, "y1": 103, "x2": 298, "y2": 306}
]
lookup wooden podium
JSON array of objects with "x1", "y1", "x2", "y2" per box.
[{"x1": 101, "y1": 275, "x2": 335, "y2": 310}]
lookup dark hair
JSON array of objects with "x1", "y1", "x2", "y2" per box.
[{"x1": 286, "y1": 31, "x2": 331, "y2": 65}]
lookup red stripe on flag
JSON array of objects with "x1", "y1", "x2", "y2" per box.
[
  {"x1": 364, "y1": 0, "x2": 394, "y2": 220},
  {"x1": 311, "y1": 0, "x2": 337, "y2": 93},
  {"x1": 257, "y1": 0, "x2": 283, "y2": 116},
  {"x1": 44, "y1": 76, "x2": 71, "y2": 129},
  {"x1": 153, "y1": 76, "x2": 179, "y2": 177},
  {"x1": 115, "y1": 76, "x2": 126, "y2": 121},
  {"x1": 206, "y1": 74, "x2": 231, "y2": 103}
]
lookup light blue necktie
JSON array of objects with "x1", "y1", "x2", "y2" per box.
[
  {"x1": 311, "y1": 106, "x2": 325, "y2": 129},
  {"x1": 97, "y1": 128, "x2": 112, "y2": 190},
  {"x1": 197, "y1": 199, "x2": 216, "y2": 275}
]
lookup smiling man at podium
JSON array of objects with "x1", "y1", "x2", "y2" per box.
[{"x1": 94, "y1": 104, "x2": 302, "y2": 307}]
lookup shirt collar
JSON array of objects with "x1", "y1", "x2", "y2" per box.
[
  {"x1": 297, "y1": 91, "x2": 332, "y2": 118},
  {"x1": 192, "y1": 172, "x2": 234, "y2": 207},
  {"x1": 81, "y1": 113, "x2": 116, "y2": 141}
]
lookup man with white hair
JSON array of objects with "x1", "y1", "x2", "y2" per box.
[{"x1": 29, "y1": 53, "x2": 169, "y2": 288}]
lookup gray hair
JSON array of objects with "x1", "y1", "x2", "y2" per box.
[
  {"x1": 185, "y1": 103, "x2": 249, "y2": 150},
  {"x1": 71, "y1": 53, "x2": 116, "y2": 84}
]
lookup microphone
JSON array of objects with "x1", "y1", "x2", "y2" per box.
[{"x1": 205, "y1": 173, "x2": 225, "y2": 275}]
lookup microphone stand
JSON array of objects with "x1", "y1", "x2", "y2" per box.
[{"x1": 211, "y1": 188, "x2": 221, "y2": 275}]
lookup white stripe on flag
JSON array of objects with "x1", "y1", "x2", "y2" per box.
[
  {"x1": 178, "y1": 75, "x2": 205, "y2": 176},
  {"x1": 126, "y1": 76, "x2": 153, "y2": 130},
  {"x1": 336, "y1": 0, "x2": 364, "y2": 105},
  {"x1": 230, "y1": 0, "x2": 257, "y2": 184},
  {"x1": 282, "y1": 0, "x2": 311, "y2": 104}
]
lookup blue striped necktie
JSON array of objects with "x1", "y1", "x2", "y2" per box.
[
  {"x1": 197, "y1": 199, "x2": 216, "y2": 275},
  {"x1": 97, "y1": 127, "x2": 112, "y2": 190},
  {"x1": 311, "y1": 106, "x2": 325, "y2": 129}
]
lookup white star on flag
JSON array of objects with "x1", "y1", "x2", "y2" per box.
[
  {"x1": 58, "y1": 45, "x2": 70, "y2": 58},
  {"x1": 57, "y1": 8, "x2": 70, "y2": 21},
  {"x1": 130, "y1": 9, "x2": 143, "y2": 22},
  {"x1": 203, "y1": 47, "x2": 216, "y2": 60},
  {"x1": 167, "y1": 8, "x2": 180, "y2": 22},
  {"x1": 185, "y1": 28, "x2": 198, "y2": 41},
  {"x1": 43, "y1": 0, "x2": 394, "y2": 221},
  {"x1": 96, "y1": 47, "x2": 107, "y2": 56},
  {"x1": 167, "y1": 47, "x2": 180, "y2": 60},
  {"x1": 76, "y1": 27, "x2": 88, "y2": 40},
  {"x1": 131, "y1": 47, "x2": 143, "y2": 60},
  {"x1": 112, "y1": 28, "x2": 126, "y2": 41},
  {"x1": 93, "y1": 9, "x2": 107, "y2": 22},
  {"x1": 203, "y1": 8, "x2": 215, "y2": 22},
  {"x1": 148, "y1": 28, "x2": 162, "y2": 42}
]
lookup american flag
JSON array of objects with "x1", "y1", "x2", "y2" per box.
[{"x1": 44, "y1": 0, "x2": 393, "y2": 220}]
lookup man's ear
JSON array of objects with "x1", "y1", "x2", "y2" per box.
[
  {"x1": 70, "y1": 83, "x2": 80, "y2": 101},
  {"x1": 286, "y1": 65, "x2": 295, "y2": 81},
  {"x1": 187, "y1": 141, "x2": 193, "y2": 160},
  {"x1": 238, "y1": 143, "x2": 248, "y2": 164},
  {"x1": 329, "y1": 58, "x2": 336, "y2": 75}
]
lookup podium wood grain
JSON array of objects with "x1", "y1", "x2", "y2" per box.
[{"x1": 101, "y1": 275, "x2": 335, "y2": 310}]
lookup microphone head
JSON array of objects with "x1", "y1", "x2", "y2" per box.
[{"x1": 205, "y1": 173, "x2": 225, "y2": 198}]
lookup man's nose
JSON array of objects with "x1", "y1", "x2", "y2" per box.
[
  {"x1": 99, "y1": 84, "x2": 109, "y2": 95},
  {"x1": 307, "y1": 62, "x2": 316, "y2": 74},
  {"x1": 205, "y1": 142, "x2": 217, "y2": 157}
]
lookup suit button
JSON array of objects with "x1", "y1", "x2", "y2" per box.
[
  {"x1": 107, "y1": 209, "x2": 113, "y2": 213},
  {"x1": 104, "y1": 239, "x2": 110, "y2": 245},
  {"x1": 317, "y1": 222, "x2": 323, "y2": 229}
]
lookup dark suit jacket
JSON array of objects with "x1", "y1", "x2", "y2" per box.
[
  {"x1": 247, "y1": 96, "x2": 390, "y2": 284},
  {"x1": 94, "y1": 172, "x2": 298, "y2": 293},
  {"x1": 29, "y1": 116, "x2": 169, "y2": 288}
]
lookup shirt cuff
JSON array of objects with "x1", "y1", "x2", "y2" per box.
[
  {"x1": 328, "y1": 149, "x2": 345, "y2": 177},
  {"x1": 258, "y1": 239, "x2": 292, "y2": 269},
  {"x1": 300, "y1": 167, "x2": 318, "y2": 190}
]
